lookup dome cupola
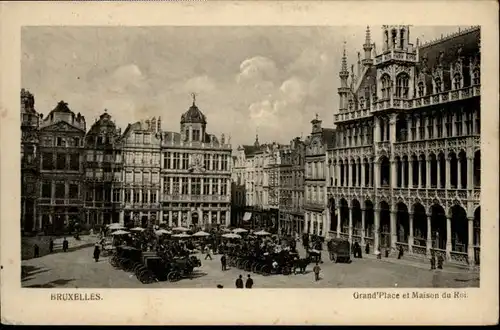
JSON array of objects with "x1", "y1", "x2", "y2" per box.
[{"x1": 180, "y1": 93, "x2": 207, "y2": 125}]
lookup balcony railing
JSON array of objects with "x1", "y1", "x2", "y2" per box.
[
  {"x1": 374, "y1": 50, "x2": 417, "y2": 65},
  {"x1": 162, "y1": 194, "x2": 230, "y2": 203}
]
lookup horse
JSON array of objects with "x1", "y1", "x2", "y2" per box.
[{"x1": 292, "y1": 257, "x2": 310, "y2": 274}]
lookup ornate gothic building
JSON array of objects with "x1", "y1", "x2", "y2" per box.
[
  {"x1": 159, "y1": 97, "x2": 232, "y2": 229},
  {"x1": 326, "y1": 26, "x2": 481, "y2": 266},
  {"x1": 20, "y1": 89, "x2": 41, "y2": 232}
]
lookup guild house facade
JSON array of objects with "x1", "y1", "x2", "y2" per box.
[
  {"x1": 159, "y1": 96, "x2": 232, "y2": 229},
  {"x1": 278, "y1": 137, "x2": 306, "y2": 235},
  {"x1": 83, "y1": 111, "x2": 124, "y2": 226},
  {"x1": 326, "y1": 26, "x2": 481, "y2": 266},
  {"x1": 304, "y1": 116, "x2": 335, "y2": 237},
  {"x1": 37, "y1": 101, "x2": 87, "y2": 232}
]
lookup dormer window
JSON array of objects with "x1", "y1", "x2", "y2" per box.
[
  {"x1": 434, "y1": 77, "x2": 442, "y2": 94},
  {"x1": 417, "y1": 82, "x2": 425, "y2": 97},
  {"x1": 396, "y1": 74, "x2": 409, "y2": 99}
]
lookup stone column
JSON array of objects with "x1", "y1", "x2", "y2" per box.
[
  {"x1": 326, "y1": 206, "x2": 331, "y2": 236},
  {"x1": 361, "y1": 208, "x2": 366, "y2": 247},
  {"x1": 467, "y1": 217, "x2": 475, "y2": 266},
  {"x1": 119, "y1": 210, "x2": 124, "y2": 225},
  {"x1": 408, "y1": 159, "x2": 413, "y2": 188},
  {"x1": 374, "y1": 208, "x2": 380, "y2": 252},
  {"x1": 217, "y1": 211, "x2": 221, "y2": 224},
  {"x1": 348, "y1": 207, "x2": 353, "y2": 244},
  {"x1": 391, "y1": 160, "x2": 397, "y2": 187},
  {"x1": 445, "y1": 156, "x2": 451, "y2": 189},
  {"x1": 188, "y1": 177, "x2": 192, "y2": 195},
  {"x1": 336, "y1": 205, "x2": 341, "y2": 238},
  {"x1": 374, "y1": 117, "x2": 381, "y2": 143},
  {"x1": 390, "y1": 210, "x2": 397, "y2": 249},
  {"x1": 374, "y1": 162, "x2": 380, "y2": 188},
  {"x1": 446, "y1": 216, "x2": 452, "y2": 260},
  {"x1": 437, "y1": 159, "x2": 441, "y2": 188},
  {"x1": 218, "y1": 155, "x2": 222, "y2": 171},
  {"x1": 457, "y1": 158, "x2": 462, "y2": 189},
  {"x1": 178, "y1": 210, "x2": 182, "y2": 227},
  {"x1": 408, "y1": 212, "x2": 414, "y2": 253},
  {"x1": 168, "y1": 210, "x2": 173, "y2": 227},
  {"x1": 208, "y1": 210, "x2": 212, "y2": 225},
  {"x1": 304, "y1": 212, "x2": 309, "y2": 234},
  {"x1": 467, "y1": 156, "x2": 474, "y2": 190},
  {"x1": 426, "y1": 215, "x2": 432, "y2": 256},
  {"x1": 389, "y1": 114, "x2": 397, "y2": 143},
  {"x1": 426, "y1": 159, "x2": 431, "y2": 189},
  {"x1": 226, "y1": 210, "x2": 230, "y2": 227},
  {"x1": 361, "y1": 162, "x2": 366, "y2": 187}
]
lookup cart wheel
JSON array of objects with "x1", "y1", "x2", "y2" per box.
[
  {"x1": 261, "y1": 265, "x2": 271, "y2": 276},
  {"x1": 167, "y1": 271, "x2": 179, "y2": 282}
]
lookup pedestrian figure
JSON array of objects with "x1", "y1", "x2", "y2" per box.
[
  {"x1": 34, "y1": 244, "x2": 40, "y2": 258},
  {"x1": 313, "y1": 262, "x2": 321, "y2": 281},
  {"x1": 358, "y1": 244, "x2": 363, "y2": 258},
  {"x1": 235, "y1": 275, "x2": 244, "y2": 288},
  {"x1": 245, "y1": 274, "x2": 254, "y2": 288},
  {"x1": 49, "y1": 238, "x2": 54, "y2": 254},
  {"x1": 221, "y1": 254, "x2": 227, "y2": 271},
  {"x1": 365, "y1": 242, "x2": 370, "y2": 255},
  {"x1": 397, "y1": 245, "x2": 404, "y2": 259},
  {"x1": 375, "y1": 246, "x2": 381, "y2": 259},
  {"x1": 353, "y1": 242, "x2": 360, "y2": 258},
  {"x1": 430, "y1": 252, "x2": 436, "y2": 270},
  {"x1": 93, "y1": 244, "x2": 101, "y2": 262},
  {"x1": 437, "y1": 254, "x2": 444, "y2": 269},
  {"x1": 217, "y1": 284, "x2": 224, "y2": 289},
  {"x1": 205, "y1": 246, "x2": 213, "y2": 260},
  {"x1": 62, "y1": 237, "x2": 69, "y2": 252}
]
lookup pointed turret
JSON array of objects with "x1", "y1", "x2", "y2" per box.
[
  {"x1": 338, "y1": 41, "x2": 350, "y2": 112},
  {"x1": 362, "y1": 26, "x2": 374, "y2": 67}
]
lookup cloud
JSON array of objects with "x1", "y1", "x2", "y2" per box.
[
  {"x1": 279, "y1": 77, "x2": 308, "y2": 104},
  {"x1": 183, "y1": 75, "x2": 216, "y2": 94},
  {"x1": 236, "y1": 56, "x2": 278, "y2": 85},
  {"x1": 106, "y1": 64, "x2": 147, "y2": 94}
]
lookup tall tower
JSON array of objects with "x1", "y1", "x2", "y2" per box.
[
  {"x1": 382, "y1": 25, "x2": 411, "y2": 52},
  {"x1": 338, "y1": 42, "x2": 350, "y2": 112},
  {"x1": 362, "y1": 26, "x2": 373, "y2": 67}
]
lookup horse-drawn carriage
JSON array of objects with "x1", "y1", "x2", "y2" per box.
[
  {"x1": 228, "y1": 249, "x2": 297, "y2": 276},
  {"x1": 110, "y1": 245, "x2": 202, "y2": 283},
  {"x1": 327, "y1": 238, "x2": 351, "y2": 263}
]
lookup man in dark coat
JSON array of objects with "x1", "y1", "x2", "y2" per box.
[
  {"x1": 93, "y1": 244, "x2": 101, "y2": 262},
  {"x1": 245, "y1": 274, "x2": 254, "y2": 288},
  {"x1": 235, "y1": 275, "x2": 244, "y2": 288},
  {"x1": 397, "y1": 245, "x2": 404, "y2": 259},
  {"x1": 49, "y1": 238, "x2": 54, "y2": 254},
  {"x1": 34, "y1": 244, "x2": 40, "y2": 258},
  {"x1": 221, "y1": 254, "x2": 227, "y2": 271},
  {"x1": 62, "y1": 238, "x2": 69, "y2": 252}
]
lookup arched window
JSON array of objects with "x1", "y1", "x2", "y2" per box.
[
  {"x1": 417, "y1": 82, "x2": 425, "y2": 97},
  {"x1": 396, "y1": 74, "x2": 410, "y2": 99},
  {"x1": 391, "y1": 29, "x2": 397, "y2": 48},
  {"x1": 381, "y1": 75, "x2": 391, "y2": 99},
  {"x1": 434, "y1": 77, "x2": 442, "y2": 94},
  {"x1": 453, "y1": 73, "x2": 462, "y2": 90},
  {"x1": 472, "y1": 69, "x2": 480, "y2": 85}
]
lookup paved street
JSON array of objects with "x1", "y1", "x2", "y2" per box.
[{"x1": 21, "y1": 245, "x2": 479, "y2": 289}]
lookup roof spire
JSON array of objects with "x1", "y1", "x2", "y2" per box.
[
  {"x1": 341, "y1": 40, "x2": 348, "y2": 72},
  {"x1": 191, "y1": 92, "x2": 196, "y2": 106},
  {"x1": 365, "y1": 25, "x2": 371, "y2": 45}
]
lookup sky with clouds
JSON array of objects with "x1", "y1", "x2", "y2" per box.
[{"x1": 22, "y1": 26, "x2": 465, "y2": 147}]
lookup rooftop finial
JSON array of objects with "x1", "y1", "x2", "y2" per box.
[
  {"x1": 365, "y1": 25, "x2": 371, "y2": 44},
  {"x1": 315, "y1": 113, "x2": 319, "y2": 120},
  {"x1": 341, "y1": 40, "x2": 348, "y2": 72},
  {"x1": 191, "y1": 92, "x2": 197, "y2": 106}
]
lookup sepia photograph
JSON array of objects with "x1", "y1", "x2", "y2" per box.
[
  {"x1": 1, "y1": 0, "x2": 498, "y2": 326},
  {"x1": 20, "y1": 24, "x2": 481, "y2": 289}
]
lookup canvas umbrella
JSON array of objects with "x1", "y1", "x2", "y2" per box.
[
  {"x1": 232, "y1": 228, "x2": 248, "y2": 234},
  {"x1": 110, "y1": 230, "x2": 129, "y2": 235},
  {"x1": 130, "y1": 227, "x2": 145, "y2": 232},
  {"x1": 172, "y1": 233, "x2": 191, "y2": 238},
  {"x1": 107, "y1": 223, "x2": 125, "y2": 230},
  {"x1": 155, "y1": 229, "x2": 172, "y2": 236},
  {"x1": 254, "y1": 230, "x2": 271, "y2": 236},
  {"x1": 222, "y1": 233, "x2": 242, "y2": 239},
  {"x1": 192, "y1": 231, "x2": 210, "y2": 237},
  {"x1": 172, "y1": 226, "x2": 190, "y2": 232}
]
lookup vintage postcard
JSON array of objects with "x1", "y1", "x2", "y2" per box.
[{"x1": 1, "y1": 0, "x2": 498, "y2": 326}]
